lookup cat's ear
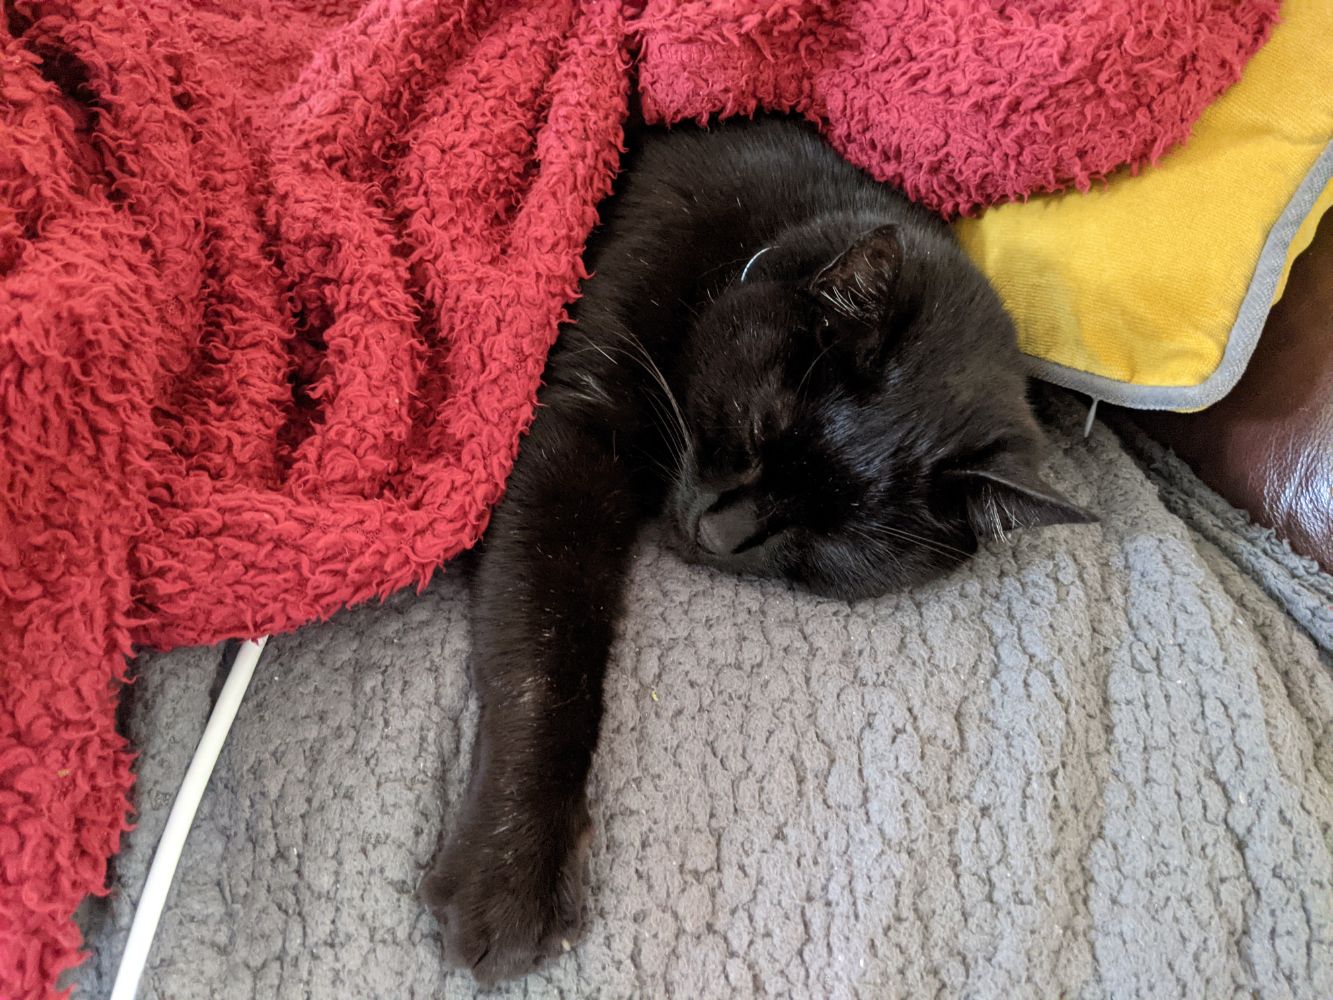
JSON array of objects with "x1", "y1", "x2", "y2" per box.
[
  {"x1": 810, "y1": 224, "x2": 903, "y2": 322},
  {"x1": 948, "y1": 452, "x2": 1097, "y2": 539}
]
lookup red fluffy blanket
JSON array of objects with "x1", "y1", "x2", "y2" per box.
[{"x1": 0, "y1": 0, "x2": 1276, "y2": 995}]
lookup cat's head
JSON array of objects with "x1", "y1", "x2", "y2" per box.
[{"x1": 666, "y1": 216, "x2": 1094, "y2": 600}]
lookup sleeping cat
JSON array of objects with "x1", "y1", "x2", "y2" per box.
[{"x1": 419, "y1": 116, "x2": 1095, "y2": 982}]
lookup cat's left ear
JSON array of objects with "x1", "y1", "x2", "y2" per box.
[
  {"x1": 948, "y1": 453, "x2": 1097, "y2": 539},
  {"x1": 810, "y1": 224, "x2": 903, "y2": 322}
]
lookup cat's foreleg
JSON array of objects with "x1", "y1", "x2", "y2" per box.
[{"x1": 421, "y1": 405, "x2": 643, "y2": 983}]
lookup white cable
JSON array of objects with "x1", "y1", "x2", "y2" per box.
[
  {"x1": 739, "y1": 245, "x2": 772, "y2": 283},
  {"x1": 1083, "y1": 397, "x2": 1100, "y2": 438},
  {"x1": 110, "y1": 636, "x2": 268, "y2": 1000}
]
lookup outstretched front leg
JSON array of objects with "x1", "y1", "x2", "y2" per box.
[{"x1": 421, "y1": 400, "x2": 646, "y2": 984}]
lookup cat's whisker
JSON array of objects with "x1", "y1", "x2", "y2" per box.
[
  {"x1": 875, "y1": 524, "x2": 971, "y2": 560},
  {"x1": 567, "y1": 336, "x2": 689, "y2": 462},
  {"x1": 794, "y1": 340, "x2": 837, "y2": 403},
  {"x1": 868, "y1": 523, "x2": 968, "y2": 557},
  {"x1": 694, "y1": 255, "x2": 751, "y2": 285},
  {"x1": 641, "y1": 394, "x2": 688, "y2": 462},
  {"x1": 844, "y1": 531, "x2": 919, "y2": 574},
  {"x1": 638, "y1": 451, "x2": 681, "y2": 484},
  {"x1": 603, "y1": 323, "x2": 691, "y2": 460},
  {"x1": 845, "y1": 520, "x2": 971, "y2": 562},
  {"x1": 832, "y1": 527, "x2": 904, "y2": 577},
  {"x1": 639, "y1": 385, "x2": 688, "y2": 463}
]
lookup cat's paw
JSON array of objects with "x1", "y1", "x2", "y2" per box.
[{"x1": 420, "y1": 802, "x2": 592, "y2": 985}]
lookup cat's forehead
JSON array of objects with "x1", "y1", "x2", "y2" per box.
[
  {"x1": 736, "y1": 239, "x2": 832, "y2": 284},
  {"x1": 697, "y1": 361, "x2": 794, "y2": 420}
]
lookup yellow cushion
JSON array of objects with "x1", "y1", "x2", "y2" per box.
[{"x1": 954, "y1": 0, "x2": 1333, "y2": 411}]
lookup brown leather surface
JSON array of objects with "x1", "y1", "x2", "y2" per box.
[{"x1": 1131, "y1": 209, "x2": 1332, "y2": 570}]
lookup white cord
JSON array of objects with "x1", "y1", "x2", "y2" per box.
[
  {"x1": 110, "y1": 636, "x2": 268, "y2": 1000},
  {"x1": 739, "y1": 245, "x2": 772, "y2": 283},
  {"x1": 1083, "y1": 397, "x2": 1100, "y2": 438}
]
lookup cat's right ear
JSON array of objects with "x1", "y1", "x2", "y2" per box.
[
  {"x1": 809, "y1": 225, "x2": 903, "y2": 324},
  {"x1": 809, "y1": 225, "x2": 907, "y2": 365}
]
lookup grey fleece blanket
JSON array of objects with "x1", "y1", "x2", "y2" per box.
[{"x1": 71, "y1": 404, "x2": 1333, "y2": 999}]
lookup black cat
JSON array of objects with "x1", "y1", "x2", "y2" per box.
[{"x1": 419, "y1": 116, "x2": 1094, "y2": 983}]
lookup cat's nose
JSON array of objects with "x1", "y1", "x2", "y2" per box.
[{"x1": 697, "y1": 498, "x2": 760, "y2": 555}]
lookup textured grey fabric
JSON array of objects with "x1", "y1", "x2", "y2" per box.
[
  {"x1": 70, "y1": 405, "x2": 1333, "y2": 1000},
  {"x1": 1111, "y1": 416, "x2": 1333, "y2": 656}
]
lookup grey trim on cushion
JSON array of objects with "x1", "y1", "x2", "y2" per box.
[{"x1": 1023, "y1": 140, "x2": 1333, "y2": 412}]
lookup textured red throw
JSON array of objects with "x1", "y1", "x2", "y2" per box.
[{"x1": 0, "y1": 0, "x2": 1276, "y2": 995}]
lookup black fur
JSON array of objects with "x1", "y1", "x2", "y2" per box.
[{"x1": 419, "y1": 117, "x2": 1094, "y2": 983}]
